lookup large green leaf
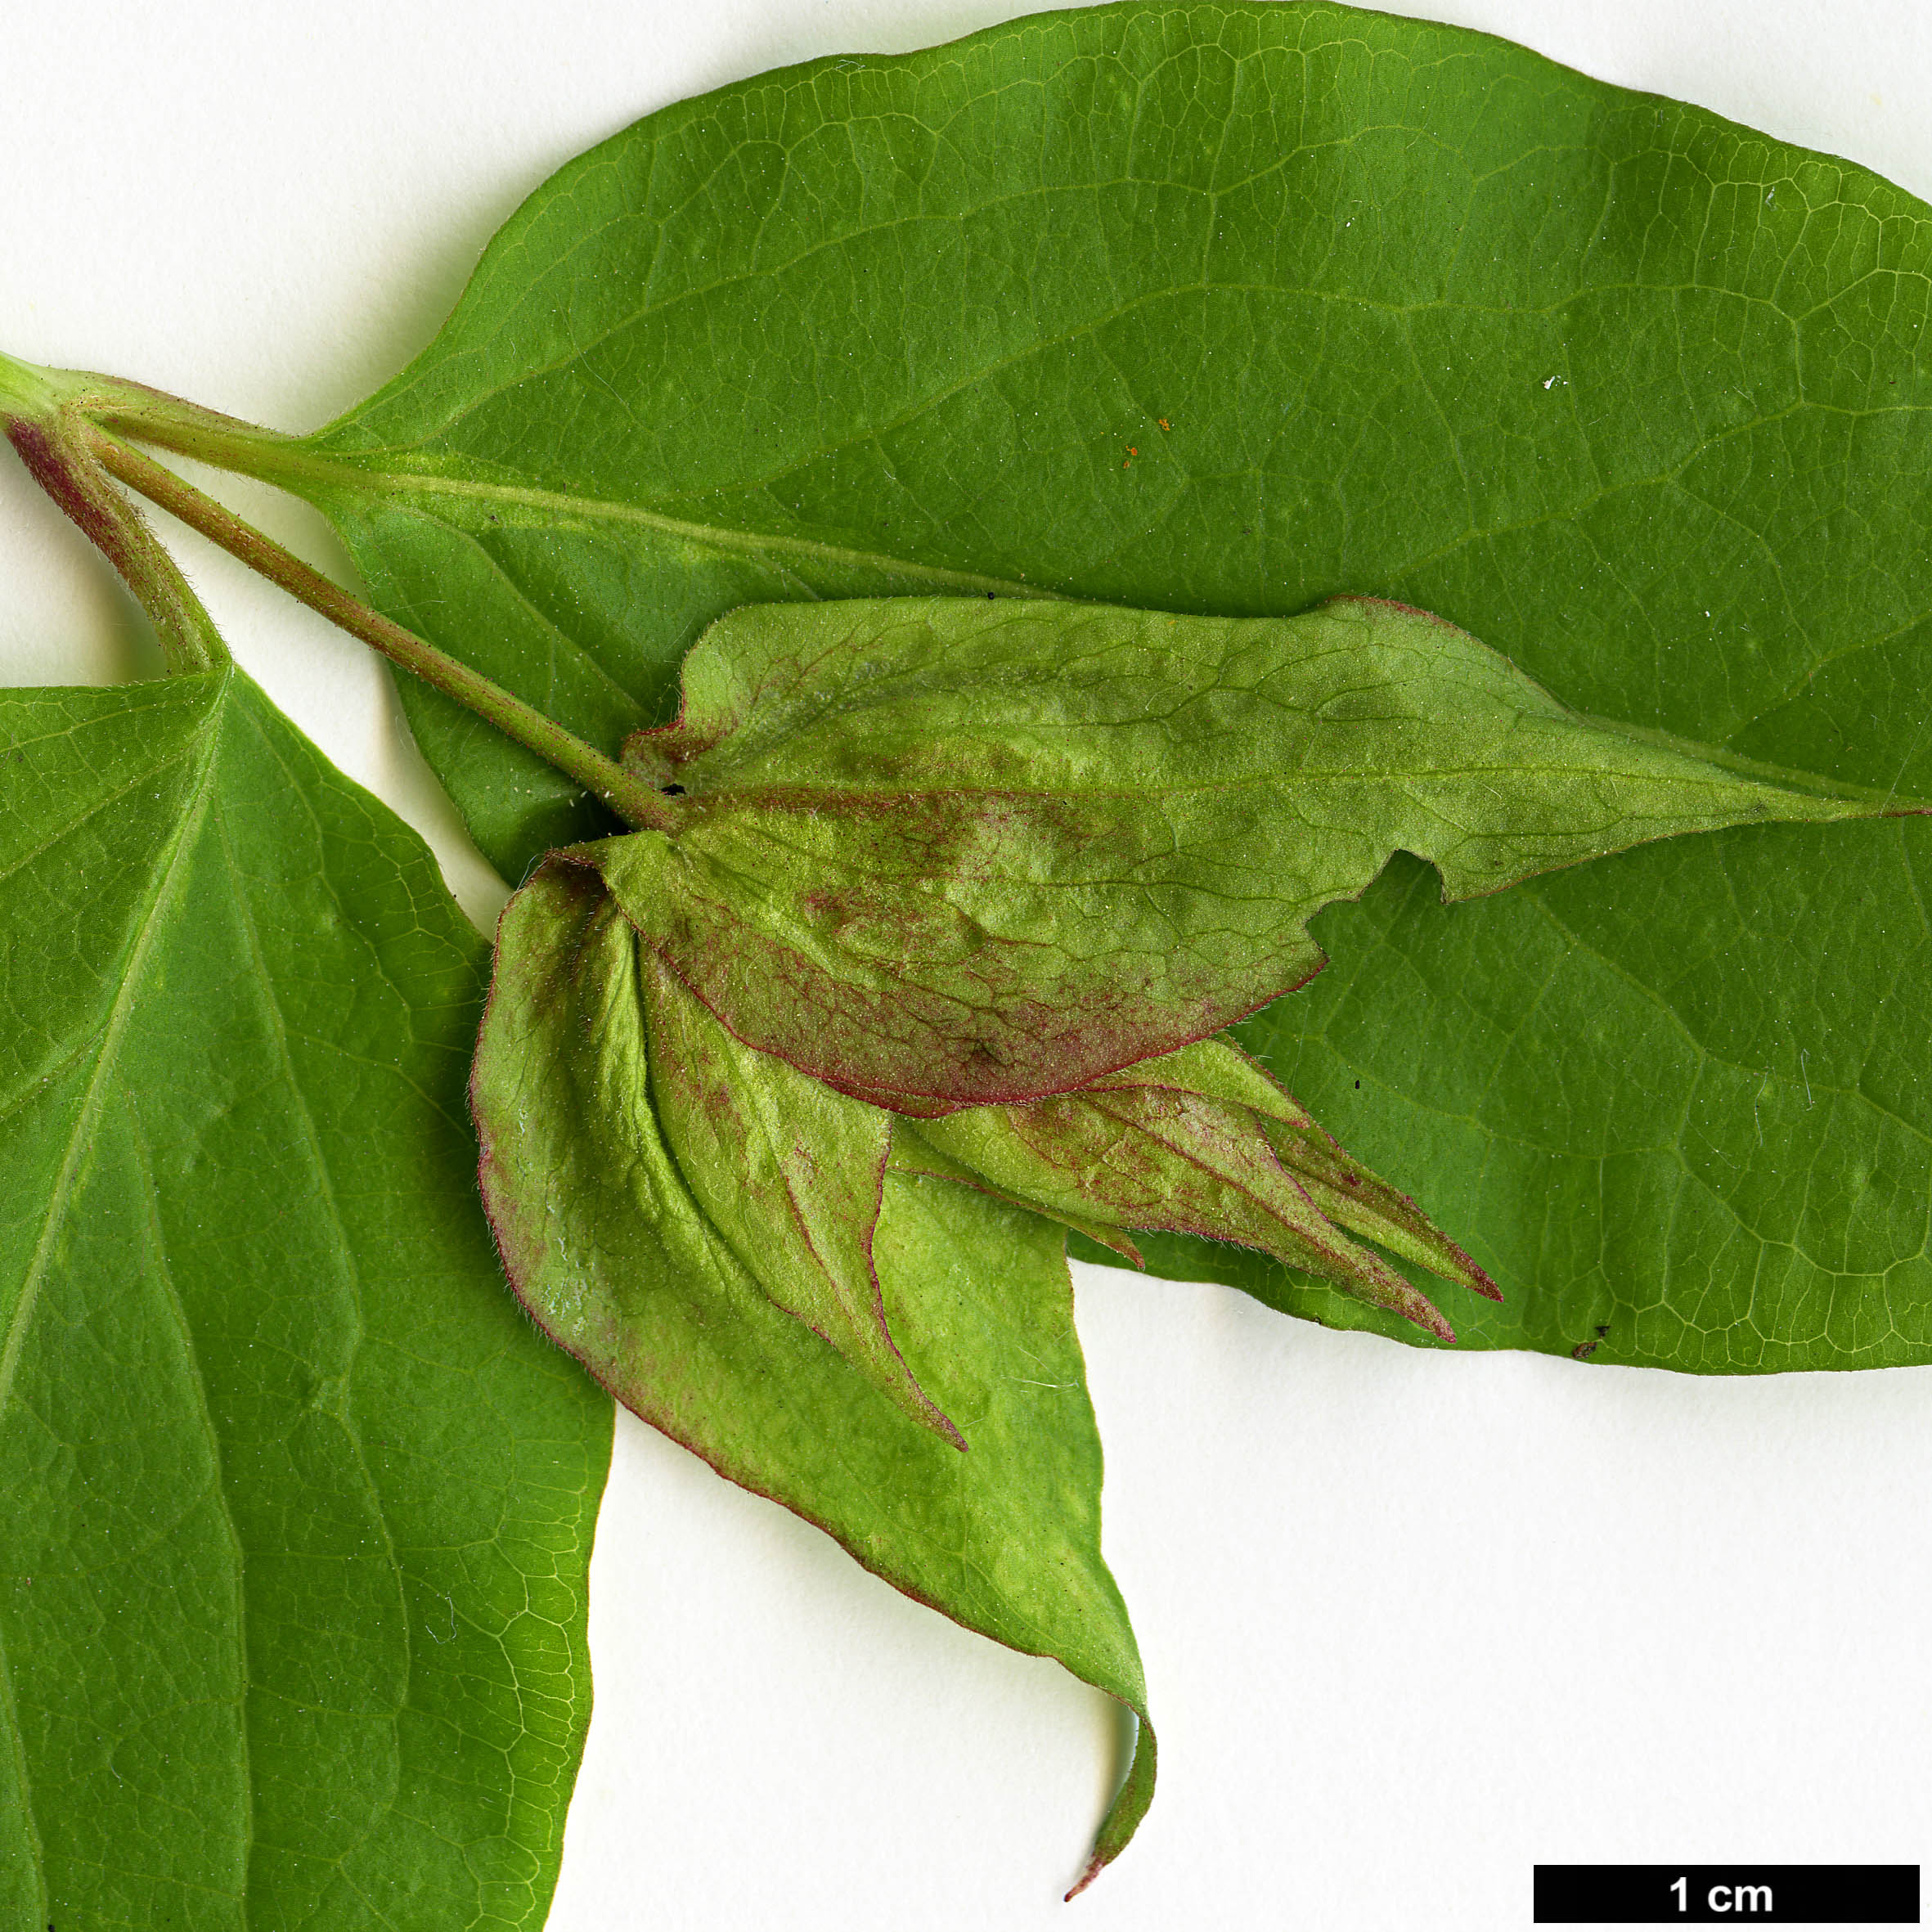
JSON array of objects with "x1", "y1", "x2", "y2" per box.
[
  {"x1": 0, "y1": 666, "x2": 611, "y2": 1927},
  {"x1": 211, "y1": 0, "x2": 1932, "y2": 1373},
  {"x1": 470, "y1": 860, "x2": 1152, "y2": 1890},
  {"x1": 1101, "y1": 830, "x2": 1932, "y2": 1370}
]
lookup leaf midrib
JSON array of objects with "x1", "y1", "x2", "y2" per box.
[
  {"x1": 691, "y1": 749, "x2": 1913, "y2": 814},
  {"x1": 272, "y1": 447, "x2": 1059, "y2": 600},
  {"x1": 213, "y1": 709, "x2": 410, "y2": 1918}
]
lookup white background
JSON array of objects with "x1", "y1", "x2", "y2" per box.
[{"x1": 3, "y1": 5, "x2": 1929, "y2": 1929}]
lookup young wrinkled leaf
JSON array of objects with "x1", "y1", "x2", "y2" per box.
[
  {"x1": 887, "y1": 1123, "x2": 1146, "y2": 1264},
  {"x1": 582, "y1": 595, "x2": 1899, "y2": 1109},
  {"x1": 907, "y1": 1079, "x2": 1458, "y2": 1342},
  {"x1": 473, "y1": 860, "x2": 1153, "y2": 1891},
  {"x1": 0, "y1": 667, "x2": 609, "y2": 1930},
  {"x1": 1091, "y1": 1036, "x2": 1494, "y2": 1303},
  {"x1": 159, "y1": 0, "x2": 1932, "y2": 1372},
  {"x1": 1085, "y1": 1040, "x2": 1502, "y2": 1305}
]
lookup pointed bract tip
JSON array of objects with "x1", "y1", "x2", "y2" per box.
[
  {"x1": 1408, "y1": 1300, "x2": 1455, "y2": 1346},
  {"x1": 1422, "y1": 1225, "x2": 1501, "y2": 1304},
  {"x1": 1063, "y1": 1850, "x2": 1108, "y2": 1902},
  {"x1": 893, "y1": 1369, "x2": 968, "y2": 1451}
]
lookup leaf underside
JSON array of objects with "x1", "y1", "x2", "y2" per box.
[
  {"x1": 0, "y1": 671, "x2": 611, "y2": 1929},
  {"x1": 471, "y1": 862, "x2": 1154, "y2": 1882},
  {"x1": 287, "y1": 0, "x2": 1932, "y2": 1373},
  {"x1": 636, "y1": 936, "x2": 959, "y2": 1440}
]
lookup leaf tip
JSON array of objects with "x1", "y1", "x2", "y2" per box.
[{"x1": 1063, "y1": 1851, "x2": 1108, "y2": 1903}]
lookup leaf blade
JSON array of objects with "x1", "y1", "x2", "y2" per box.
[
  {"x1": 1179, "y1": 838, "x2": 1932, "y2": 1371},
  {"x1": 0, "y1": 671, "x2": 612, "y2": 1927}
]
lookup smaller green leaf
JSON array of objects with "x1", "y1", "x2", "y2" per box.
[
  {"x1": 636, "y1": 916, "x2": 959, "y2": 1442},
  {"x1": 594, "y1": 594, "x2": 1908, "y2": 1109},
  {"x1": 473, "y1": 860, "x2": 1153, "y2": 1883}
]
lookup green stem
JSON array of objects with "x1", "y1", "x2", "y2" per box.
[
  {"x1": 88, "y1": 429, "x2": 679, "y2": 833},
  {"x1": 6, "y1": 350, "x2": 676, "y2": 827},
  {"x1": 2, "y1": 355, "x2": 225, "y2": 675},
  {"x1": 1, "y1": 353, "x2": 312, "y2": 489},
  {"x1": 87, "y1": 373, "x2": 319, "y2": 490}
]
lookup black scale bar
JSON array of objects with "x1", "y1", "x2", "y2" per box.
[{"x1": 1534, "y1": 1865, "x2": 1920, "y2": 1924}]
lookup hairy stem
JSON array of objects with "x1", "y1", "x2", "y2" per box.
[
  {"x1": 2, "y1": 354, "x2": 227, "y2": 675},
  {"x1": 88, "y1": 429, "x2": 679, "y2": 833},
  {"x1": 88, "y1": 374, "x2": 320, "y2": 489}
]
